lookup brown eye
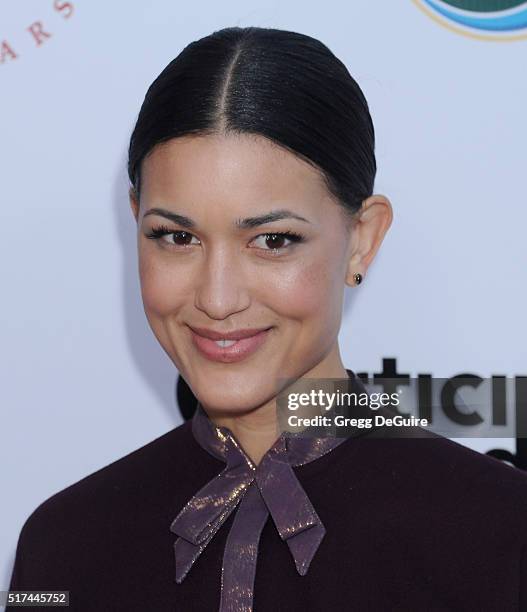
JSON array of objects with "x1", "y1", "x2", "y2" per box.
[
  {"x1": 169, "y1": 231, "x2": 194, "y2": 246},
  {"x1": 265, "y1": 233, "x2": 287, "y2": 249},
  {"x1": 249, "y1": 231, "x2": 304, "y2": 253},
  {"x1": 159, "y1": 231, "x2": 200, "y2": 247},
  {"x1": 145, "y1": 225, "x2": 200, "y2": 248}
]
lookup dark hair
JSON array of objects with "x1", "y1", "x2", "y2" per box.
[{"x1": 127, "y1": 26, "x2": 376, "y2": 218}]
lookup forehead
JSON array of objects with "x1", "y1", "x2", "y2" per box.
[{"x1": 139, "y1": 133, "x2": 332, "y2": 214}]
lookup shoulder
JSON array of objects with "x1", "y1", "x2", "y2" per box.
[
  {"x1": 8, "y1": 419, "x2": 210, "y2": 589},
  {"x1": 316, "y1": 419, "x2": 527, "y2": 523},
  {"x1": 355, "y1": 428, "x2": 527, "y2": 532},
  {"x1": 305, "y1": 429, "x2": 527, "y2": 571},
  {"x1": 16, "y1": 419, "x2": 196, "y2": 548}
]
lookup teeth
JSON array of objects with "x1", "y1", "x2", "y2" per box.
[{"x1": 215, "y1": 339, "x2": 237, "y2": 347}]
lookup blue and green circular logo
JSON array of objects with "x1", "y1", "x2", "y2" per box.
[{"x1": 413, "y1": 0, "x2": 527, "y2": 40}]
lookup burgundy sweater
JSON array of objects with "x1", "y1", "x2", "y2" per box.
[{"x1": 7, "y1": 382, "x2": 527, "y2": 611}]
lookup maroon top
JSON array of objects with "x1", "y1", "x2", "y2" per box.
[{"x1": 7, "y1": 370, "x2": 527, "y2": 610}]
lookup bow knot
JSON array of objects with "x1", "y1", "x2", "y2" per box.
[
  {"x1": 170, "y1": 405, "x2": 346, "y2": 589},
  {"x1": 169, "y1": 371, "x2": 377, "y2": 610}
]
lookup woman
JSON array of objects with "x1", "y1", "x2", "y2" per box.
[{"x1": 7, "y1": 26, "x2": 527, "y2": 611}]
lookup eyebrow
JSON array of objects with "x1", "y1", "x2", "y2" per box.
[{"x1": 143, "y1": 207, "x2": 311, "y2": 229}]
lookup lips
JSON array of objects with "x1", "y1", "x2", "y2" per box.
[{"x1": 188, "y1": 325, "x2": 273, "y2": 363}]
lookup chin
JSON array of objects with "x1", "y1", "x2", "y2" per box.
[
  {"x1": 195, "y1": 387, "x2": 270, "y2": 415},
  {"x1": 185, "y1": 352, "x2": 276, "y2": 383}
]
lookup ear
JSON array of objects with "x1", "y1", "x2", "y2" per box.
[
  {"x1": 344, "y1": 194, "x2": 393, "y2": 286},
  {"x1": 129, "y1": 187, "x2": 140, "y2": 223}
]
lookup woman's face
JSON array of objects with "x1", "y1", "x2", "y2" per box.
[{"x1": 130, "y1": 133, "x2": 385, "y2": 415}]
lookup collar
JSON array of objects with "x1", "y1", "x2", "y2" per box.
[{"x1": 170, "y1": 369, "x2": 370, "y2": 610}]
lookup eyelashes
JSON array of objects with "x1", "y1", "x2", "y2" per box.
[
  {"x1": 145, "y1": 225, "x2": 199, "y2": 246},
  {"x1": 144, "y1": 224, "x2": 305, "y2": 255}
]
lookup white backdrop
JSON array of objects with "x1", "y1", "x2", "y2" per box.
[{"x1": 1, "y1": 0, "x2": 526, "y2": 592}]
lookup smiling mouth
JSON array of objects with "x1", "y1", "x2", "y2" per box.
[{"x1": 188, "y1": 326, "x2": 273, "y2": 363}]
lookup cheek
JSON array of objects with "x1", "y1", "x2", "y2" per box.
[
  {"x1": 138, "y1": 249, "x2": 191, "y2": 316},
  {"x1": 263, "y1": 250, "x2": 345, "y2": 327}
]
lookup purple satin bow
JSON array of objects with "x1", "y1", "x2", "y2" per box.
[{"x1": 169, "y1": 401, "x2": 348, "y2": 611}]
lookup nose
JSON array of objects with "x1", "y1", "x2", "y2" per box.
[{"x1": 194, "y1": 246, "x2": 251, "y2": 320}]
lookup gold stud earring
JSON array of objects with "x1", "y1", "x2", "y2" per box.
[{"x1": 353, "y1": 273, "x2": 363, "y2": 285}]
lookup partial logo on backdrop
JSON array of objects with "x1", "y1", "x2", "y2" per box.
[
  {"x1": 1, "y1": 1, "x2": 74, "y2": 66},
  {"x1": 353, "y1": 358, "x2": 527, "y2": 469},
  {"x1": 412, "y1": 0, "x2": 527, "y2": 40}
]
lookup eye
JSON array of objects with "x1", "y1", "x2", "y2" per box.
[
  {"x1": 249, "y1": 231, "x2": 304, "y2": 254},
  {"x1": 145, "y1": 226, "x2": 305, "y2": 254},
  {"x1": 145, "y1": 225, "x2": 200, "y2": 248}
]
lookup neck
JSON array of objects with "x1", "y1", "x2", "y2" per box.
[{"x1": 206, "y1": 351, "x2": 349, "y2": 466}]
